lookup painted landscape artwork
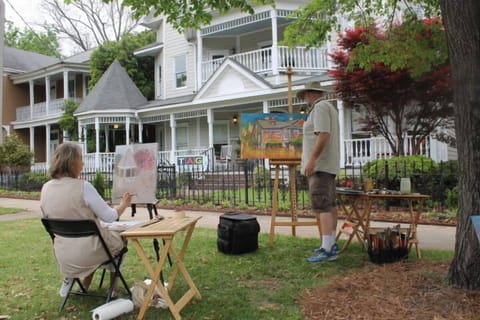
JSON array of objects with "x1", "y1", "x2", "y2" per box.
[
  {"x1": 240, "y1": 113, "x2": 306, "y2": 159},
  {"x1": 112, "y1": 143, "x2": 158, "y2": 204}
]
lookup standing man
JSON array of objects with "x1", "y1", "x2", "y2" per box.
[{"x1": 297, "y1": 81, "x2": 340, "y2": 263}]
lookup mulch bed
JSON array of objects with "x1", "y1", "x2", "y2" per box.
[{"x1": 301, "y1": 260, "x2": 480, "y2": 320}]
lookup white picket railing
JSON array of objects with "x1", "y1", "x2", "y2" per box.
[
  {"x1": 16, "y1": 98, "x2": 82, "y2": 122},
  {"x1": 343, "y1": 135, "x2": 449, "y2": 167},
  {"x1": 201, "y1": 46, "x2": 329, "y2": 82},
  {"x1": 31, "y1": 136, "x2": 451, "y2": 172}
]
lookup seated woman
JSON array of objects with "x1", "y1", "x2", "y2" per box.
[{"x1": 40, "y1": 142, "x2": 133, "y2": 296}]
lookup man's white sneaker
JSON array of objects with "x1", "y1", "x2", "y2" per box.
[{"x1": 59, "y1": 278, "x2": 73, "y2": 297}]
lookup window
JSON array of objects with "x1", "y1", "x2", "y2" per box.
[
  {"x1": 175, "y1": 55, "x2": 187, "y2": 88},
  {"x1": 176, "y1": 125, "x2": 188, "y2": 150}
]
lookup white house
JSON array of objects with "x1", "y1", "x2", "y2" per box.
[{"x1": 4, "y1": 1, "x2": 455, "y2": 172}]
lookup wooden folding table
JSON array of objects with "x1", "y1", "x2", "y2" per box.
[{"x1": 121, "y1": 216, "x2": 202, "y2": 320}]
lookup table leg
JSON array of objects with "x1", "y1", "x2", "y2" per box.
[
  {"x1": 269, "y1": 165, "x2": 280, "y2": 247},
  {"x1": 408, "y1": 199, "x2": 423, "y2": 258},
  {"x1": 129, "y1": 239, "x2": 172, "y2": 320}
]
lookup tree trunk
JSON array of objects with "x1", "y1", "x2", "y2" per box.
[{"x1": 440, "y1": 0, "x2": 480, "y2": 289}]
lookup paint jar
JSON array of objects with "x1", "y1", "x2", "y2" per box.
[
  {"x1": 400, "y1": 178, "x2": 411, "y2": 194},
  {"x1": 364, "y1": 178, "x2": 373, "y2": 191}
]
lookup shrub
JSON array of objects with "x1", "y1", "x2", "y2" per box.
[
  {"x1": 92, "y1": 172, "x2": 106, "y2": 198},
  {"x1": 0, "y1": 134, "x2": 34, "y2": 170},
  {"x1": 18, "y1": 172, "x2": 49, "y2": 191},
  {"x1": 363, "y1": 155, "x2": 437, "y2": 190}
]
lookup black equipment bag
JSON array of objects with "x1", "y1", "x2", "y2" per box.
[{"x1": 217, "y1": 212, "x2": 260, "y2": 254}]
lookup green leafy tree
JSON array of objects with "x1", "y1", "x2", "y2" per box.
[
  {"x1": 116, "y1": 0, "x2": 274, "y2": 31},
  {"x1": 0, "y1": 135, "x2": 34, "y2": 170},
  {"x1": 89, "y1": 30, "x2": 156, "y2": 99},
  {"x1": 4, "y1": 21, "x2": 61, "y2": 58},
  {"x1": 282, "y1": 0, "x2": 480, "y2": 290},
  {"x1": 58, "y1": 100, "x2": 80, "y2": 141}
]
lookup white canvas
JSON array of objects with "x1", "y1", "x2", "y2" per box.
[{"x1": 112, "y1": 143, "x2": 158, "y2": 204}]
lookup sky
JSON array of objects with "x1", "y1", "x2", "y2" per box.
[
  {"x1": 4, "y1": 0, "x2": 75, "y2": 56},
  {"x1": 4, "y1": 0, "x2": 45, "y2": 30}
]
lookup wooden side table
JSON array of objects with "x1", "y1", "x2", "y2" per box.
[
  {"x1": 122, "y1": 216, "x2": 202, "y2": 320},
  {"x1": 365, "y1": 194, "x2": 430, "y2": 258},
  {"x1": 335, "y1": 190, "x2": 370, "y2": 251}
]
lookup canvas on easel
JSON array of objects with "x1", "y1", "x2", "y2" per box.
[
  {"x1": 239, "y1": 113, "x2": 306, "y2": 159},
  {"x1": 112, "y1": 143, "x2": 158, "y2": 204}
]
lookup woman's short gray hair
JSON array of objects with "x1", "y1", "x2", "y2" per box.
[{"x1": 49, "y1": 142, "x2": 82, "y2": 179}]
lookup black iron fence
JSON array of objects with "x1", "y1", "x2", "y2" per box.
[{"x1": 0, "y1": 158, "x2": 458, "y2": 211}]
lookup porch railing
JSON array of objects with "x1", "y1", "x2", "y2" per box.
[
  {"x1": 15, "y1": 98, "x2": 83, "y2": 122},
  {"x1": 201, "y1": 46, "x2": 329, "y2": 83},
  {"x1": 343, "y1": 135, "x2": 450, "y2": 167},
  {"x1": 31, "y1": 136, "x2": 451, "y2": 172}
]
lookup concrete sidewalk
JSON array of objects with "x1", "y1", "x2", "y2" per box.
[{"x1": 0, "y1": 197, "x2": 456, "y2": 251}]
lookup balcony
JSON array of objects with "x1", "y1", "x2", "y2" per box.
[
  {"x1": 15, "y1": 98, "x2": 82, "y2": 122},
  {"x1": 201, "y1": 46, "x2": 329, "y2": 83}
]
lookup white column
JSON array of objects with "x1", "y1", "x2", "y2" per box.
[
  {"x1": 45, "y1": 76, "x2": 50, "y2": 116},
  {"x1": 126, "y1": 117, "x2": 131, "y2": 145},
  {"x1": 105, "y1": 127, "x2": 110, "y2": 152},
  {"x1": 29, "y1": 127, "x2": 35, "y2": 153},
  {"x1": 270, "y1": 9, "x2": 279, "y2": 76},
  {"x1": 95, "y1": 118, "x2": 100, "y2": 169},
  {"x1": 170, "y1": 114, "x2": 176, "y2": 164},
  {"x1": 82, "y1": 74, "x2": 87, "y2": 98},
  {"x1": 45, "y1": 124, "x2": 51, "y2": 165},
  {"x1": 338, "y1": 100, "x2": 345, "y2": 168},
  {"x1": 29, "y1": 80, "x2": 34, "y2": 118},
  {"x1": 63, "y1": 70, "x2": 69, "y2": 99},
  {"x1": 196, "y1": 29, "x2": 203, "y2": 86},
  {"x1": 263, "y1": 100, "x2": 269, "y2": 114},
  {"x1": 138, "y1": 119, "x2": 143, "y2": 143},
  {"x1": 207, "y1": 109, "x2": 213, "y2": 149}
]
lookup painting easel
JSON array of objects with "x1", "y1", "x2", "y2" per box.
[
  {"x1": 268, "y1": 66, "x2": 322, "y2": 246},
  {"x1": 268, "y1": 158, "x2": 322, "y2": 246}
]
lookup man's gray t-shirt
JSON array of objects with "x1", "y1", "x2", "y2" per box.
[{"x1": 301, "y1": 99, "x2": 340, "y2": 176}]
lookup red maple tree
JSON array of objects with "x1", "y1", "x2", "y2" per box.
[{"x1": 329, "y1": 19, "x2": 454, "y2": 156}]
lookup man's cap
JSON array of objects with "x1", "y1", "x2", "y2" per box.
[{"x1": 296, "y1": 81, "x2": 329, "y2": 99}]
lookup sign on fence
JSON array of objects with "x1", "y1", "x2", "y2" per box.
[{"x1": 176, "y1": 155, "x2": 209, "y2": 172}]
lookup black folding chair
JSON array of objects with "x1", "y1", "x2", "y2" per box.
[{"x1": 41, "y1": 218, "x2": 131, "y2": 312}]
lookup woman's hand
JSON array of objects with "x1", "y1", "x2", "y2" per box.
[
  {"x1": 116, "y1": 193, "x2": 133, "y2": 217},
  {"x1": 121, "y1": 192, "x2": 133, "y2": 206}
]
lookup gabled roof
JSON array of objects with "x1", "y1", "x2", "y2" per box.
[
  {"x1": 75, "y1": 60, "x2": 147, "y2": 114},
  {"x1": 194, "y1": 58, "x2": 272, "y2": 101},
  {"x1": 4, "y1": 47, "x2": 60, "y2": 74}
]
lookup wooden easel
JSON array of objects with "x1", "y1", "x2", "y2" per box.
[
  {"x1": 268, "y1": 159, "x2": 322, "y2": 246},
  {"x1": 268, "y1": 67, "x2": 322, "y2": 246}
]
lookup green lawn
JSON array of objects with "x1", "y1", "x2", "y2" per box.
[
  {"x1": 0, "y1": 207, "x2": 24, "y2": 215},
  {"x1": 0, "y1": 219, "x2": 453, "y2": 319}
]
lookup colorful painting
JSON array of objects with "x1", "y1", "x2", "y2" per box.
[
  {"x1": 112, "y1": 143, "x2": 158, "y2": 204},
  {"x1": 239, "y1": 113, "x2": 306, "y2": 159}
]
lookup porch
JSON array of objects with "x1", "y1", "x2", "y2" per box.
[{"x1": 30, "y1": 135, "x2": 452, "y2": 172}]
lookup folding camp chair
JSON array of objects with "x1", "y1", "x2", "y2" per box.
[{"x1": 41, "y1": 218, "x2": 131, "y2": 312}]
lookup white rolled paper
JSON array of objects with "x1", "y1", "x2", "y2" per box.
[{"x1": 91, "y1": 298, "x2": 134, "y2": 320}]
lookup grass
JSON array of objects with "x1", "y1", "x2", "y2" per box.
[
  {"x1": 0, "y1": 219, "x2": 453, "y2": 320},
  {"x1": 0, "y1": 207, "x2": 24, "y2": 215}
]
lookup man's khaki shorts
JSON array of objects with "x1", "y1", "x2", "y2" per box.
[{"x1": 308, "y1": 171, "x2": 336, "y2": 213}]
